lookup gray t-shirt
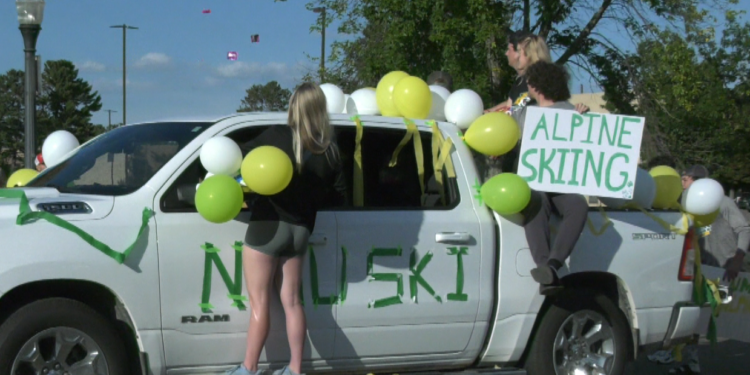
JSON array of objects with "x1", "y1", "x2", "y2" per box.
[{"x1": 698, "y1": 196, "x2": 750, "y2": 267}]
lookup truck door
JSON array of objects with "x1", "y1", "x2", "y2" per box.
[
  {"x1": 331, "y1": 121, "x2": 488, "y2": 361},
  {"x1": 154, "y1": 122, "x2": 339, "y2": 369}
]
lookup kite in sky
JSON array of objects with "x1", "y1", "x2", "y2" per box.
[
  {"x1": 227, "y1": 51, "x2": 238, "y2": 61},
  {"x1": 251, "y1": 34, "x2": 260, "y2": 43},
  {"x1": 202, "y1": 9, "x2": 211, "y2": 14}
]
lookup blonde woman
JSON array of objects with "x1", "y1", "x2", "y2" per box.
[
  {"x1": 229, "y1": 83, "x2": 348, "y2": 375},
  {"x1": 486, "y1": 31, "x2": 552, "y2": 114}
]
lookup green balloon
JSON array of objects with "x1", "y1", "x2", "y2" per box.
[
  {"x1": 481, "y1": 173, "x2": 531, "y2": 215},
  {"x1": 195, "y1": 175, "x2": 244, "y2": 224}
]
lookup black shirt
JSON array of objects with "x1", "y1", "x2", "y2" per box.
[
  {"x1": 508, "y1": 76, "x2": 535, "y2": 109},
  {"x1": 241, "y1": 125, "x2": 348, "y2": 231}
]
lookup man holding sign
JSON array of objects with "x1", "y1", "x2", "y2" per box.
[{"x1": 506, "y1": 61, "x2": 591, "y2": 295}]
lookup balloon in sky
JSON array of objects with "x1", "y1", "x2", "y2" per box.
[
  {"x1": 227, "y1": 51, "x2": 238, "y2": 61},
  {"x1": 202, "y1": 9, "x2": 211, "y2": 14}
]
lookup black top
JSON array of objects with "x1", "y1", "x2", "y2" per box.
[
  {"x1": 241, "y1": 125, "x2": 348, "y2": 231},
  {"x1": 508, "y1": 76, "x2": 535, "y2": 109}
]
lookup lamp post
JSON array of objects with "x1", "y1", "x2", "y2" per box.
[
  {"x1": 16, "y1": 0, "x2": 45, "y2": 170},
  {"x1": 105, "y1": 109, "x2": 117, "y2": 128},
  {"x1": 110, "y1": 24, "x2": 138, "y2": 126},
  {"x1": 312, "y1": 7, "x2": 326, "y2": 82}
]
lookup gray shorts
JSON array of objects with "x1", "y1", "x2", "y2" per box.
[{"x1": 244, "y1": 221, "x2": 310, "y2": 258}]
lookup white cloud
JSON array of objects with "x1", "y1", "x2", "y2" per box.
[
  {"x1": 77, "y1": 61, "x2": 106, "y2": 72},
  {"x1": 134, "y1": 52, "x2": 172, "y2": 68},
  {"x1": 215, "y1": 61, "x2": 289, "y2": 79}
]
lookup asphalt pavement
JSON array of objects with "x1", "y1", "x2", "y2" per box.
[{"x1": 627, "y1": 338, "x2": 749, "y2": 375}]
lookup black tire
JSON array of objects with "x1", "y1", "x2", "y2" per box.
[
  {"x1": 0, "y1": 297, "x2": 130, "y2": 375},
  {"x1": 525, "y1": 289, "x2": 631, "y2": 375}
]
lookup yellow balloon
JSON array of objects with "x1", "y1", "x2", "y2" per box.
[
  {"x1": 464, "y1": 112, "x2": 520, "y2": 156},
  {"x1": 393, "y1": 76, "x2": 432, "y2": 119},
  {"x1": 650, "y1": 166, "x2": 682, "y2": 209},
  {"x1": 7, "y1": 168, "x2": 39, "y2": 188},
  {"x1": 694, "y1": 209, "x2": 719, "y2": 227},
  {"x1": 376, "y1": 71, "x2": 409, "y2": 117},
  {"x1": 240, "y1": 146, "x2": 293, "y2": 196}
]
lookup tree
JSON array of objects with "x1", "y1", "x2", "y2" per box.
[
  {"x1": 38, "y1": 60, "x2": 103, "y2": 143},
  {"x1": 0, "y1": 60, "x2": 103, "y2": 170},
  {"x1": 602, "y1": 9, "x2": 750, "y2": 189},
  {"x1": 279, "y1": 0, "x2": 725, "y2": 106},
  {"x1": 237, "y1": 81, "x2": 292, "y2": 112}
]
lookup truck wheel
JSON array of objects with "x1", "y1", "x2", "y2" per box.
[
  {"x1": 0, "y1": 298, "x2": 130, "y2": 375},
  {"x1": 526, "y1": 289, "x2": 630, "y2": 375}
]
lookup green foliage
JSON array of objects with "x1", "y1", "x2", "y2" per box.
[
  {"x1": 602, "y1": 10, "x2": 750, "y2": 188},
  {"x1": 0, "y1": 60, "x2": 103, "y2": 170},
  {"x1": 237, "y1": 81, "x2": 292, "y2": 112}
]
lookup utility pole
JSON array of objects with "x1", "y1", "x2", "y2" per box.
[
  {"x1": 110, "y1": 24, "x2": 138, "y2": 126},
  {"x1": 312, "y1": 7, "x2": 326, "y2": 82},
  {"x1": 105, "y1": 109, "x2": 117, "y2": 127}
]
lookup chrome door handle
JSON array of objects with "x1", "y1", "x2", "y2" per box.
[
  {"x1": 435, "y1": 232, "x2": 471, "y2": 244},
  {"x1": 308, "y1": 233, "x2": 328, "y2": 246}
]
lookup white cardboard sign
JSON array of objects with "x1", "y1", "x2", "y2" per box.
[{"x1": 517, "y1": 107, "x2": 645, "y2": 199}]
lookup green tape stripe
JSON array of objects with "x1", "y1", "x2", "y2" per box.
[
  {"x1": 447, "y1": 247, "x2": 468, "y2": 302},
  {"x1": 0, "y1": 189, "x2": 154, "y2": 264},
  {"x1": 201, "y1": 248, "x2": 213, "y2": 313}
]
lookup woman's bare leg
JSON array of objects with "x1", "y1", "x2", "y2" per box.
[
  {"x1": 277, "y1": 255, "x2": 306, "y2": 374},
  {"x1": 242, "y1": 246, "x2": 278, "y2": 371}
]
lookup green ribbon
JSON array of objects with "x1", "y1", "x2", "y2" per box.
[
  {"x1": 0, "y1": 189, "x2": 154, "y2": 265},
  {"x1": 199, "y1": 242, "x2": 247, "y2": 313},
  {"x1": 409, "y1": 249, "x2": 442, "y2": 303},
  {"x1": 367, "y1": 247, "x2": 404, "y2": 308},
  {"x1": 447, "y1": 246, "x2": 469, "y2": 301}
]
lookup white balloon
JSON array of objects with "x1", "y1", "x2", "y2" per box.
[
  {"x1": 682, "y1": 178, "x2": 724, "y2": 215},
  {"x1": 599, "y1": 168, "x2": 656, "y2": 209},
  {"x1": 200, "y1": 136, "x2": 242, "y2": 176},
  {"x1": 319, "y1": 83, "x2": 346, "y2": 113},
  {"x1": 428, "y1": 85, "x2": 450, "y2": 121},
  {"x1": 342, "y1": 94, "x2": 351, "y2": 114},
  {"x1": 632, "y1": 168, "x2": 657, "y2": 209},
  {"x1": 444, "y1": 89, "x2": 484, "y2": 129},
  {"x1": 42, "y1": 130, "x2": 80, "y2": 167},
  {"x1": 347, "y1": 88, "x2": 380, "y2": 115}
]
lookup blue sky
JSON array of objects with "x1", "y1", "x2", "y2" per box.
[{"x1": 1, "y1": 1, "x2": 748, "y2": 127}]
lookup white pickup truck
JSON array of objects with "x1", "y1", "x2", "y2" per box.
[{"x1": 0, "y1": 113, "x2": 704, "y2": 375}]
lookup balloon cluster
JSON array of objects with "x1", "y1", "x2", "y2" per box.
[
  {"x1": 318, "y1": 70, "x2": 485, "y2": 130},
  {"x1": 196, "y1": 137, "x2": 293, "y2": 224},
  {"x1": 598, "y1": 165, "x2": 724, "y2": 225},
  {"x1": 6, "y1": 130, "x2": 80, "y2": 188}
]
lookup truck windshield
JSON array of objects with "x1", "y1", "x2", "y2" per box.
[{"x1": 28, "y1": 122, "x2": 213, "y2": 196}]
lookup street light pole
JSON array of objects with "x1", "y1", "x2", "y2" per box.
[
  {"x1": 110, "y1": 24, "x2": 138, "y2": 126},
  {"x1": 105, "y1": 109, "x2": 117, "y2": 127},
  {"x1": 16, "y1": 0, "x2": 45, "y2": 170},
  {"x1": 312, "y1": 7, "x2": 326, "y2": 82}
]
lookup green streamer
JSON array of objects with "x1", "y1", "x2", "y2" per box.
[
  {"x1": 199, "y1": 242, "x2": 246, "y2": 313},
  {"x1": 0, "y1": 189, "x2": 154, "y2": 264},
  {"x1": 367, "y1": 247, "x2": 403, "y2": 308},
  {"x1": 409, "y1": 250, "x2": 442, "y2": 303},
  {"x1": 472, "y1": 178, "x2": 484, "y2": 206},
  {"x1": 309, "y1": 246, "x2": 345, "y2": 307},
  {"x1": 447, "y1": 247, "x2": 469, "y2": 302}
]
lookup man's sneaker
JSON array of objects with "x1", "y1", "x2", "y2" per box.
[
  {"x1": 647, "y1": 349, "x2": 675, "y2": 364},
  {"x1": 226, "y1": 364, "x2": 261, "y2": 375}
]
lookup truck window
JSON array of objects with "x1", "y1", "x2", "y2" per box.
[
  {"x1": 29, "y1": 122, "x2": 212, "y2": 196},
  {"x1": 160, "y1": 125, "x2": 270, "y2": 212},
  {"x1": 334, "y1": 126, "x2": 459, "y2": 210}
]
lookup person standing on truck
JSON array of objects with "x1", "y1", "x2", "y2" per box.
[
  {"x1": 648, "y1": 164, "x2": 750, "y2": 374},
  {"x1": 499, "y1": 61, "x2": 590, "y2": 295},
  {"x1": 427, "y1": 71, "x2": 453, "y2": 92},
  {"x1": 227, "y1": 82, "x2": 348, "y2": 375}
]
